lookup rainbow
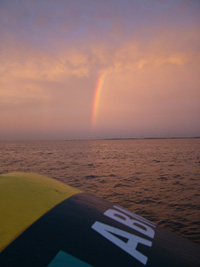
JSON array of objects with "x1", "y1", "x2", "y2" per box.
[{"x1": 92, "y1": 72, "x2": 107, "y2": 128}]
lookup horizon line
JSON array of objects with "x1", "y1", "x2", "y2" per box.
[{"x1": 0, "y1": 136, "x2": 200, "y2": 142}]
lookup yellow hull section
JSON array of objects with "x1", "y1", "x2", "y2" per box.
[{"x1": 0, "y1": 172, "x2": 81, "y2": 252}]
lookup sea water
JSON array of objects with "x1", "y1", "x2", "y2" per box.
[{"x1": 0, "y1": 138, "x2": 200, "y2": 244}]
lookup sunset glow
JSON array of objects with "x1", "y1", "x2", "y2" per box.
[{"x1": 0, "y1": 0, "x2": 200, "y2": 140}]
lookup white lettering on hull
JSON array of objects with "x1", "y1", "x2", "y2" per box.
[{"x1": 91, "y1": 206, "x2": 156, "y2": 265}]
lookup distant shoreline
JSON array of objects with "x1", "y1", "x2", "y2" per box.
[
  {"x1": 103, "y1": 137, "x2": 200, "y2": 141},
  {"x1": 1, "y1": 137, "x2": 200, "y2": 142}
]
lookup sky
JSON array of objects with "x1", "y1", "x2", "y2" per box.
[{"x1": 0, "y1": 0, "x2": 200, "y2": 140}]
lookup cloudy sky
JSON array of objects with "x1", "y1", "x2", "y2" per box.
[{"x1": 0, "y1": 0, "x2": 200, "y2": 140}]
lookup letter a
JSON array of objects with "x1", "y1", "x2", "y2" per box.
[{"x1": 92, "y1": 221, "x2": 152, "y2": 265}]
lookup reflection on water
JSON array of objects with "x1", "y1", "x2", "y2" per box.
[{"x1": 0, "y1": 139, "x2": 200, "y2": 244}]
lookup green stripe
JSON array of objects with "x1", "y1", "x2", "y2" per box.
[{"x1": 48, "y1": 251, "x2": 93, "y2": 267}]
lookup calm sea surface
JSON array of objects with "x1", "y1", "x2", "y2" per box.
[{"x1": 0, "y1": 139, "x2": 200, "y2": 244}]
